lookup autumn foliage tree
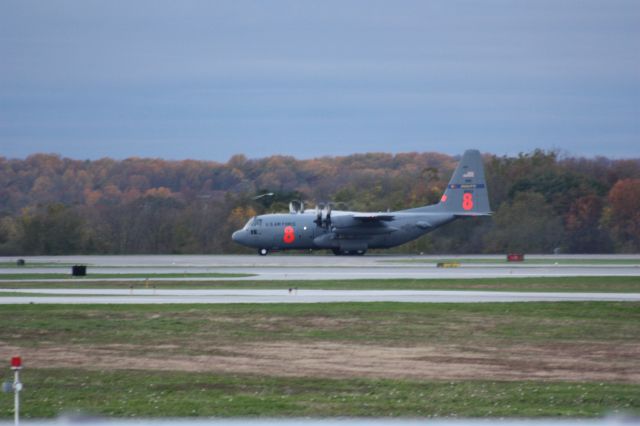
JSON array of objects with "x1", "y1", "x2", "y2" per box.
[
  {"x1": 0, "y1": 151, "x2": 638, "y2": 255},
  {"x1": 603, "y1": 179, "x2": 640, "y2": 251},
  {"x1": 564, "y1": 195, "x2": 611, "y2": 253}
]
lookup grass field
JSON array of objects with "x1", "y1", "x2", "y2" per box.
[
  {"x1": 0, "y1": 302, "x2": 639, "y2": 418},
  {"x1": 1, "y1": 301, "x2": 639, "y2": 345},
  {"x1": 1, "y1": 276, "x2": 639, "y2": 292}
]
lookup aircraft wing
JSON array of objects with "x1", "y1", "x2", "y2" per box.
[
  {"x1": 330, "y1": 213, "x2": 396, "y2": 233},
  {"x1": 331, "y1": 213, "x2": 394, "y2": 228}
]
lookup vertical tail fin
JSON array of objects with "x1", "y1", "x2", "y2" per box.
[{"x1": 437, "y1": 149, "x2": 491, "y2": 215}]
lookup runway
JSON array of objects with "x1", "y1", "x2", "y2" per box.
[
  {"x1": 2, "y1": 267, "x2": 639, "y2": 283},
  {"x1": 1, "y1": 288, "x2": 639, "y2": 304},
  {"x1": 4, "y1": 254, "x2": 640, "y2": 267},
  {"x1": 2, "y1": 255, "x2": 639, "y2": 304},
  {"x1": 1, "y1": 254, "x2": 640, "y2": 281}
]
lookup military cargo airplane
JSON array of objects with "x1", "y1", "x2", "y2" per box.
[{"x1": 232, "y1": 149, "x2": 491, "y2": 255}]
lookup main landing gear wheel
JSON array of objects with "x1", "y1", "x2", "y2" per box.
[
  {"x1": 258, "y1": 248, "x2": 269, "y2": 256},
  {"x1": 332, "y1": 249, "x2": 367, "y2": 256}
]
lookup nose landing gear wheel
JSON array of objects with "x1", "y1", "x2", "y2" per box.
[{"x1": 258, "y1": 248, "x2": 269, "y2": 256}]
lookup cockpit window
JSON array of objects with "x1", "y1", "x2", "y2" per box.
[
  {"x1": 243, "y1": 217, "x2": 263, "y2": 230},
  {"x1": 243, "y1": 217, "x2": 255, "y2": 230}
]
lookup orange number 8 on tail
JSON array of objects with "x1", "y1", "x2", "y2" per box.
[{"x1": 462, "y1": 193, "x2": 473, "y2": 210}]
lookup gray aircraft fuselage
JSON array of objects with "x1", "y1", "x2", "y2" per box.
[
  {"x1": 232, "y1": 210, "x2": 457, "y2": 254},
  {"x1": 232, "y1": 149, "x2": 491, "y2": 255}
]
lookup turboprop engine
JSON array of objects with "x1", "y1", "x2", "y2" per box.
[{"x1": 314, "y1": 203, "x2": 332, "y2": 228}]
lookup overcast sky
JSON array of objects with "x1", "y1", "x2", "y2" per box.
[{"x1": 1, "y1": 1, "x2": 639, "y2": 161}]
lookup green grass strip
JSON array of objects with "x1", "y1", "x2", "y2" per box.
[
  {"x1": 1, "y1": 369, "x2": 637, "y2": 418},
  {"x1": 1, "y1": 302, "x2": 638, "y2": 346},
  {"x1": 1, "y1": 276, "x2": 639, "y2": 292}
]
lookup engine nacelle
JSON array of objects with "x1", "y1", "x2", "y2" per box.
[{"x1": 329, "y1": 215, "x2": 358, "y2": 228}]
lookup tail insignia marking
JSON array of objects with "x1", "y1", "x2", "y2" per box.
[{"x1": 449, "y1": 184, "x2": 485, "y2": 189}]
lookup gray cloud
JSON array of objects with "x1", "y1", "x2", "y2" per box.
[{"x1": 1, "y1": 0, "x2": 639, "y2": 160}]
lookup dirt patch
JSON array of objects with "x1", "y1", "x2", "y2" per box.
[{"x1": 2, "y1": 340, "x2": 639, "y2": 383}]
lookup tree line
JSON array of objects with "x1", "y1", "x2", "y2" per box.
[{"x1": 0, "y1": 150, "x2": 639, "y2": 255}]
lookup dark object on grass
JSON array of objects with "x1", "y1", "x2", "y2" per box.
[
  {"x1": 16, "y1": 259, "x2": 25, "y2": 266},
  {"x1": 72, "y1": 265, "x2": 87, "y2": 276}
]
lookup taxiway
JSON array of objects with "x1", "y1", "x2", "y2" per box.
[{"x1": 1, "y1": 288, "x2": 639, "y2": 304}]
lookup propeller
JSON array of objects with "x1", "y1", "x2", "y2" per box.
[
  {"x1": 314, "y1": 203, "x2": 323, "y2": 226},
  {"x1": 314, "y1": 203, "x2": 331, "y2": 228},
  {"x1": 324, "y1": 204, "x2": 332, "y2": 228},
  {"x1": 289, "y1": 200, "x2": 304, "y2": 214}
]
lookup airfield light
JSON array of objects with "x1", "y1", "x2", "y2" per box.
[
  {"x1": 7, "y1": 356, "x2": 23, "y2": 425},
  {"x1": 10, "y1": 357, "x2": 21, "y2": 370}
]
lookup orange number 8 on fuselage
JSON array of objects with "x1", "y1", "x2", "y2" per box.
[{"x1": 283, "y1": 226, "x2": 295, "y2": 244}]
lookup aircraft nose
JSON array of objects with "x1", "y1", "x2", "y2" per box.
[{"x1": 232, "y1": 230, "x2": 244, "y2": 243}]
